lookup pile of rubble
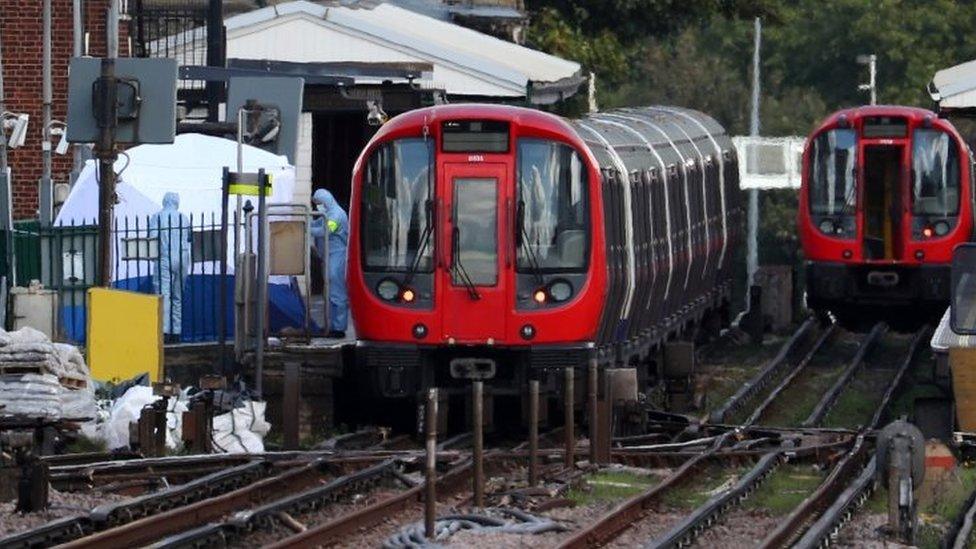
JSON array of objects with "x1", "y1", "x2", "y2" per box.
[{"x1": 0, "y1": 328, "x2": 95, "y2": 421}]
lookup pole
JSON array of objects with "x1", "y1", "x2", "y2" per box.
[
  {"x1": 869, "y1": 54, "x2": 877, "y2": 105},
  {"x1": 254, "y1": 169, "x2": 268, "y2": 397},
  {"x1": 71, "y1": 0, "x2": 84, "y2": 180},
  {"x1": 564, "y1": 367, "x2": 574, "y2": 468},
  {"x1": 0, "y1": 15, "x2": 15, "y2": 289},
  {"x1": 206, "y1": 0, "x2": 223, "y2": 122},
  {"x1": 424, "y1": 388, "x2": 438, "y2": 540},
  {"x1": 529, "y1": 379, "x2": 539, "y2": 486},
  {"x1": 107, "y1": 0, "x2": 119, "y2": 58},
  {"x1": 95, "y1": 57, "x2": 117, "y2": 288},
  {"x1": 746, "y1": 17, "x2": 762, "y2": 301},
  {"x1": 218, "y1": 167, "x2": 229, "y2": 371},
  {"x1": 588, "y1": 359, "x2": 598, "y2": 465},
  {"x1": 40, "y1": 0, "x2": 52, "y2": 224},
  {"x1": 472, "y1": 380, "x2": 484, "y2": 508}
]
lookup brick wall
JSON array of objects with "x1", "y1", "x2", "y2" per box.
[{"x1": 0, "y1": 0, "x2": 129, "y2": 219}]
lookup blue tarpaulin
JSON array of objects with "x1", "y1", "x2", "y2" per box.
[{"x1": 60, "y1": 274, "x2": 317, "y2": 343}]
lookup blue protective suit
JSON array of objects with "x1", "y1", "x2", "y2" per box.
[
  {"x1": 311, "y1": 189, "x2": 349, "y2": 333},
  {"x1": 149, "y1": 192, "x2": 192, "y2": 336}
]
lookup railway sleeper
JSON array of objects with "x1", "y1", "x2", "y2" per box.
[
  {"x1": 151, "y1": 459, "x2": 409, "y2": 548},
  {"x1": 646, "y1": 451, "x2": 784, "y2": 549}
]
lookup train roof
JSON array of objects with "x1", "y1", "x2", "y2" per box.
[
  {"x1": 374, "y1": 103, "x2": 578, "y2": 141},
  {"x1": 809, "y1": 105, "x2": 961, "y2": 139}
]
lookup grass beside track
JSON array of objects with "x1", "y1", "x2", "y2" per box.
[
  {"x1": 700, "y1": 333, "x2": 788, "y2": 412},
  {"x1": 742, "y1": 464, "x2": 825, "y2": 515},
  {"x1": 754, "y1": 331, "x2": 860, "y2": 426},
  {"x1": 567, "y1": 470, "x2": 659, "y2": 506},
  {"x1": 659, "y1": 465, "x2": 748, "y2": 510}
]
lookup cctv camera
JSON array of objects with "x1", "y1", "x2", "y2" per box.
[
  {"x1": 54, "y1": 130, "x2": 69, "y2": 155},
  {"x1": 366, "y1": 101, "x2": 388, "y2": 127},
  {"x1": 6, "y1": 114, "x2": 28, "y2": 149}
]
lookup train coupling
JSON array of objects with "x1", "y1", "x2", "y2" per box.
[
  {"x1": 867, "y1": 270, "x2": 900, "y2": 287},
  {"x1": 449, "y1": 358, "x2": 496, "y2": 380}
]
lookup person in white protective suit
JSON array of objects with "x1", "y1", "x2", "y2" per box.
[
  {"x1": 149, "y1": 192, "x2": 192, "y2": 342},
  {"x1": 311, "y1": 188, "x2": 349, "y2": 338}
]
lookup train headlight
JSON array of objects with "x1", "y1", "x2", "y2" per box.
[
  {"x1": 377, "y1": 279, "x2": 400, "y2": 301},
  {"x1": 520, "y1": 324, "x2": 536, "y2": 340},
  {"x1": 548, "y1": 280, "x2": 573, "y2": 302},
  {"x1": 401, "y1": 288, "x2": 416, "y2": 303},
  {"x1": 412, "y1": 323, "x2": 428, "y2": 339},
  {"x1": 922, "y1": 226, "x2": 934, "y2": 238},
  {"x1": 934, "y1": 221, "x2": 950, "y2": 236},
  {"x1": 818, "y1": 219, "x2": 836, "y2": 235},
  {"x1": 533, "y1": 290, "x2": 547, "y2": 304}
]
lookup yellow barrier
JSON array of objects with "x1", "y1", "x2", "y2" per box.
[{"x1": 87, "y1": 287, "x2": 163, "y2": 383}]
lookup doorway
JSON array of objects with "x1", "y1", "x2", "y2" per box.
[{"x1": 862, "y1": 146, "x2": 903, "y2": 260}]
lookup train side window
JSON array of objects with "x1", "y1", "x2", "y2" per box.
[
  {"x1": 912, "y1": 129, "x2": 960, "y2": 217},
  {"x1": 951, "y1": 244, "x2": 976, "y2": 334}
]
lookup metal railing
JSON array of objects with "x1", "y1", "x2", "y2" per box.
[{"x1": 0, "y1": 212, "x2": 326, "y2": 346}]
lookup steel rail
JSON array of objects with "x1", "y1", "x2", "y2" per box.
[
  {"x1": 146, "y1": 459, "x2": 403, "y2": 548},
  {"x1": 946, "y1": 481, "x2": 976, "y2": 549},
  {"x1": 743, "y1": 323, "x2": 837, "y2": 426},
  {"x1": 710, "y1": 317, "x2": 817, "y2": 423},
  {"x1": 802, "y1": 322, "x2": 885, "y2": 427},
  {"x1": 55, "y1": 457, "x2": 349, "y2": 549},
  {"x1": 265, "y1": 458, "x2": 476, "y2": 548},
  {"x1": 556, "y1": 433, "x2": 735, "y2": 549},
  {"x1": 792, "y1": 456, "x2": 878, "y2": 549},
  {"x1": 0, "y1": 462, "x2": 271, "y2": 548},
  {"x1": 760, "y1": 325, "x2": 927, "y2": 548},
  {"x1": 644, "y1": 450, "x2": 784, "y2": 548}
]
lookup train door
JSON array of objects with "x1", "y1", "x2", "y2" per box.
[
  {"x1": 440, "y1": 162, "x2": 508, "y2": 342},
  {"x1": 862, "y1": 145, "x2": 904, "y2": 260}
]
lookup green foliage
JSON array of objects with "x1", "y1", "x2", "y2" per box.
[{"x1": 526, "y1": 0, "x2": 976, "y2": 136}]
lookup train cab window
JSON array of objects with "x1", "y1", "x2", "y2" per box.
[
  {"x1": 361, "y1": 138, "x2": 435, "y2": 271},
  {"x1": 809, "y1": 129, "x2": 857, "y2": 218},
  {"x1": 516, "y1": 139, "x2": 589, "y2": 272},
  {"x1": 912, "y1": 129, "x2": 960, "y2": 216}
]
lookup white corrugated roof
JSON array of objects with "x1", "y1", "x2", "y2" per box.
[
  {"x1": 931, "y1": 59, "x2": 976, "y2": 110},
  {"x1": 214, "y1": 0, "x2": 580, "y2": 98}
]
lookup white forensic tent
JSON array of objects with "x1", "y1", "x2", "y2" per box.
[{"x1": 58, "y1": 133, "x2": 296, "y2": 223}]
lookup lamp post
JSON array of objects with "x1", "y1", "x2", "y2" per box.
[{"x1": 857, "y1": 54, "x2": 877, "y2": 105}]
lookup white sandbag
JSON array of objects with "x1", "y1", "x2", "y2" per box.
[
  {"x1": 60, "y1": 383, "x2": 97, "y2": 419},
  {"x1": 0, "y1": 373, "x2": 62, "y2": 419},
  {"x1": 98, "y1": 385, "x2": 189, "y2": 451},
  {"x1": 211, "y1": 400, "x2": 270, "y2": 454}
]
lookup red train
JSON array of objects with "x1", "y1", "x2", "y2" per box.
[
  {"x1": 799, "y1": 106, "x2": 973, "y2": 327},
  {"x1": 347, "y1": 104, "x2": 741, "y2": 416}
]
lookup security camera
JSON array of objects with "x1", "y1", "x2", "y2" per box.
[
  {"x1": 367, "y1": 101, "x2": 388, "y2": 127},
  {"x1": 5, "y1": 114, "x2": 28, "y2": 149},
  {"x1": 51, "y1": 126, "x2": 69, "y2": 155}
]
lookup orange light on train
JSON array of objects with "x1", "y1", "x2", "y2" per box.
[
  {"x1": 533, "y1": 290, "x2": 547, "y2": 304},
  {"x1": 401, "y1": 289, "x2": 416, "y2": 303}
]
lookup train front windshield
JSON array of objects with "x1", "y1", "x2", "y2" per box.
[
  {"x1": 516, "y1": 139, "x2": 589, "y2": 271},
  {"x1": 809, "y1": 129, "x2": 857, "y2": 216},
  {"x1": 361, "y1": 138, "x2": 435, "y2": 271},
  {"x1": 912, "y1": 129, "x2": 960, "y2": 217}
]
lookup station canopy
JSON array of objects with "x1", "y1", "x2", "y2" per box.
[
  {"x1": 165, "y1": 0, "x2": 583, "y2": 103},
  {"x1": 930, "y1": 59, "x2": 976, "y2": 112}
]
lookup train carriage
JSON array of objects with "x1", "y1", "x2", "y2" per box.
[
  {"x1": 347, "y1": 104, "x2": 741, "y2": 417},
  {"x1": 799, "y1": 106, "x2": 974, "y2": 327}
]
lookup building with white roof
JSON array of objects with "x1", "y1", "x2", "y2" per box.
[{"x1": 158, "y1": 0, "x2": 582, "y2": 205}]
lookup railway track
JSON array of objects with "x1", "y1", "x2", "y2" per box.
[
  {"x1": 557, "y1": 323, "x2": 928, "y2": 549},
  {"x1": 1, "y1": 322, "x2": 940, "y2": 548}
]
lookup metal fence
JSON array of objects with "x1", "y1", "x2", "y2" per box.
[
  {"x1": 3, "y1": 214, "x2": 233, "y2": 345},
  {"x1": 129, "y1": 0, "x2": 220, "y2": 92}
]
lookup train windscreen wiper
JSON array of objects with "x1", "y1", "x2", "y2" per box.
[
  {"x1": 403, "y1": 199, "x2": 434, "y2": 286},
  {"x1": 452, "y1": 226, "x2": 481, "y2": 300},
  {"x1": 516, "y1": 199, "x2": 545, "y2": 286}
]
